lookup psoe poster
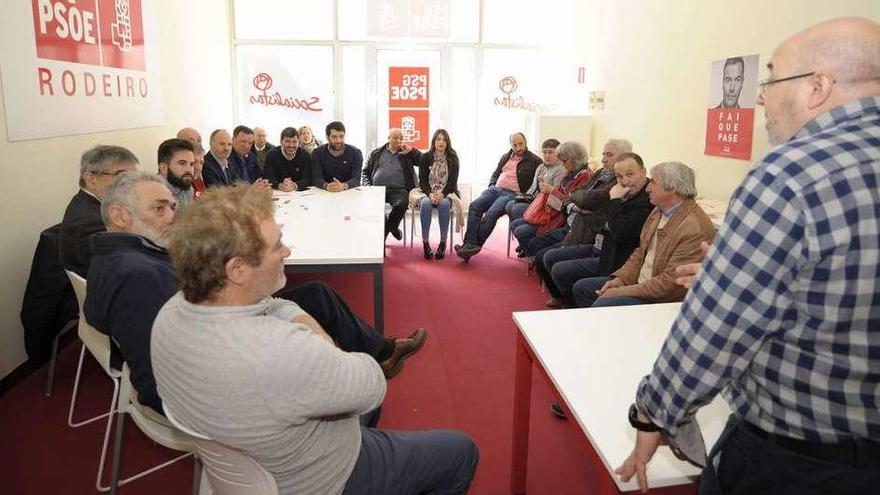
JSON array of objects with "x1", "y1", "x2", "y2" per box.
[
  {"x1": 704, "y1": 54, "x2": 759, "y2": 161},
  {"x1": 0, "y1": 0, "x2": 162, "y2": 141}
]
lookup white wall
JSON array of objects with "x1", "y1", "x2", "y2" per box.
[
  {"x1": 573, "y1": 0, "x2": 880, "y2": 202},
  {"x1": 0, "y1": 0, "x2": 234, "y2": 378}
]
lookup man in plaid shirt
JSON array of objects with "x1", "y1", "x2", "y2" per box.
[{"x1": 617, "y1": 17, "x2": 880, "y2": 494}]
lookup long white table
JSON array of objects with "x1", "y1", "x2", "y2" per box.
[
  {"x1": 511, "y1": 303, "x2": 731, "y2": 494},
  {"x1": 274, "y1": 186, "x2": 387, "y2": 332}
]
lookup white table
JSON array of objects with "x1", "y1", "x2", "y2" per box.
[
  {"x1": 511, "y1": 303, "x2": 731, "y2": 494},
  {"x1": 695, "y1": 197, "x2": 728, "y2": 231},
  {"x1": 274, "y1": 186, "x2": 387, "y2": 332}
]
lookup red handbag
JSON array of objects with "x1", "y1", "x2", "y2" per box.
[{"x1": 522, "y1": 192, "x2": 552, "y2": 225}]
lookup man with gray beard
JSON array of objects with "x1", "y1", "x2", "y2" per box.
[{"x1": 84, "y1": 171, "x2": 177, "y2": 414}]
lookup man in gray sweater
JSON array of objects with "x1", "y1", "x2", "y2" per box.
[{"x1": 152, "y1": 185, "x2": 478, "y2": 495}]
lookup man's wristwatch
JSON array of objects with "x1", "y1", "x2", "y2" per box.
[{"x1": 628, "y1": 403, "x2": 661, "y2": 432}]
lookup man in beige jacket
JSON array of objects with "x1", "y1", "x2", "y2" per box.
[{"x1": 571, "y1": 161, "x2": 715, "y2": 307}]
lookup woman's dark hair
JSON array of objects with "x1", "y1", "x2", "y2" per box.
[{"x1": 429, "y1": 129, "x2": 457, "y2": 159}]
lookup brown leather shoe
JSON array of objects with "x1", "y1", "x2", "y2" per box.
[
  {"x1": 380, "y1": 328, "x2": 428, "y2": 379},
  {"x1": 545, "y1": 297, "x2": 563, "y2": 308}
]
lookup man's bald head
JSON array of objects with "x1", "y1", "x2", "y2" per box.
[
  {"x1": 758, "y1": 17, "x2": 880, "y2": 144},
  {"x1": 388, "y1": 128, "x2": 403, "y2": 152},
  {"x1": 790, "y1": 18, "x2": 880, "y2": 88},
  {"x1": 177, "y1": 127, "x2": 202, "y2": 144}
]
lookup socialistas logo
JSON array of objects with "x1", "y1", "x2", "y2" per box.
[
  {"x1": 493, "y1": 76, "x2": 555, "y2": 113},
  {"x1": 248, "y1": 73, "x2": 322, "y2": 112}
]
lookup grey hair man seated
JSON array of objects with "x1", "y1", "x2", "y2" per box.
[
  {"x1": 59, "y1": 145, "x2": 139, "y2": 276},
  {"x1": 152, "y1": 185, "x2": 478, "y2": 494}
]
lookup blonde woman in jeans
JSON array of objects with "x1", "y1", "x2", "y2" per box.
[{"x1": 417, "y1": 129, "x2": 460, "y2": 259}]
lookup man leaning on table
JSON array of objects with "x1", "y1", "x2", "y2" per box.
[
  {"x1": 311, "y1": 121, "x2": 364, "y2": 193},
  {"x1": 617, "y1": 17, "x2": 880, "y2": 494}
]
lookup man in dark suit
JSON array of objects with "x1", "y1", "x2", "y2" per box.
[
  {"x1": 59, "y1": 145, "x2": 139, "y2": 276},
  {"x1": 202, "y1": 129, "x2": 238, "y2": 187},
  {"x1": 230, "y1": 125, "x2": 260, "y2": 183}
]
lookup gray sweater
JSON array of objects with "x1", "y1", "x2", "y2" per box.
[{"x1": 151, "y1": 293, "x2": 386, "y2": 495}]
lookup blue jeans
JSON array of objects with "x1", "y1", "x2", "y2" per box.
[
  {"x1": 464, "y1": 186, "x2": 515, "y2": 246},
  {"x1": 525, "y1": 227, "x2": 567, "y2": 256},
  {"x1": 571, "y1": 276, "x2": 649, "y2": 308},
  {"x1": 510, "y1": 218, "x2": 539, "y2": 250},
  {"x1": 344, "y1": 428, "x2": 479, "y2": 495},
  {"x1": 419, "y1": 196, "x2": 451, "y2": 242},
  {"x1": 505, "y1": 200, "x2": 529, "y2": 222},
  {"x1": 545, "y1": 247, "x2": 599, "y2": 302}
]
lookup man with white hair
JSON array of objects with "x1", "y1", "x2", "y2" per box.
[
  {"x1": 84, "y1": 171, "x2": 177, "y2": 414},
  {"x1": 618, "y1": 17, "x2": 880, "y2": 494},
  {"x1": 363, "y1": 128, "x2": 422, "y2": 240},
  {"x1": 570, "y1": 161, "x2": 715, "y2": 308}
]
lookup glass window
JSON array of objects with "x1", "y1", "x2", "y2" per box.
[
  {"x1": 341, "y1": 46, "x2": 368, "y2": 153},
  {"x1": 235, "y1": 45, "x2": 334, "y2": 143},
  {"x1": 482, "y1": 0, "x2": 572, "y2": 45},
  {"x1": 449, "y1": 47, "x2": 477, "y2": 187},
  {"x1": 338, "y1": 0, "x2": 478, "y2": 42},
  {"x1": 234, "y1": 0, "x2": 333, "y2": 40}
]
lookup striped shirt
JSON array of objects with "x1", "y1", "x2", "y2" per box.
[{"x1": 636, "y1": 96, "x2": 880, "y2": 447}]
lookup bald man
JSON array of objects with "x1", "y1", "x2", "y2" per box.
[
  {"x1": 251, "y1": 126, "x2": 275, "y2": 173},
  {"x1": 617, "y1": 18, "x2": 880, "y2": 494},
  {"x1": 176, "y1": 127, "x2": 202, "y2": 145},
  {"x1": 202, "y1": 129, "x2": 238, "y2": 187},
  {"x1": 363, "y1": 128, "x2": 422, "y2": 240}
]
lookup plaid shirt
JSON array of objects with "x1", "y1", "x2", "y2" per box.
[{"x1": 636, "y1": 96, "x2": 880, "y2": 445}]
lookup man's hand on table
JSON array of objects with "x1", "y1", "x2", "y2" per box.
[
  {"x1": 615, "y1": 408, "x2": 667, "y2": 493},
  {"x1": 326, "y1": 179, "x2": 347, "y2": 192},
  {"x1": 279, "y1": 178, "x2": 297, "y2": 192}
]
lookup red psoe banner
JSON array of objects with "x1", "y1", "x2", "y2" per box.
[
  {"x1": 389, "y1": 109, "x2": 429, "y2": 149},
  {"x1": 389, "y1": 66, "x2": 429, "y2": 108},
  {"x1": 704, "y1": 108, "x2": 755, "y2": 161}
]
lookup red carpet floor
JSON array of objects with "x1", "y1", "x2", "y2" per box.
[{"x1": 0, "y1": 221, "x2": 598, "y2": 494}]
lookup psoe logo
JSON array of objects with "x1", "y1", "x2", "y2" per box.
[
  {"x1": 248, "y1": 73, "x2": 322, "y2": 112},
  {"x1": 32, "y1": 0, "x2": 146, "y2": 70}
]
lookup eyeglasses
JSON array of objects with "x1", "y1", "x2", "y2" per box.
[{"x1": 758, "y1": 71, "x2": 815, "y2": 93}]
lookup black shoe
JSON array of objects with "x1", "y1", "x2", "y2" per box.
[
  {"x1": 435, "y1": 241, "x2": 446, "y2": 259},
  {"x1": 550, "y1": 403, "x2": 567, "y2": 420},
  {"x1": 423, "y1": 241, "x2": 433, "y2": 259},
  {"x1": 391, "y1": 228, "x2": 403, "y2": 240}
]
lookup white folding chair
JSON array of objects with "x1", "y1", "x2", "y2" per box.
[
  {"x1": 105, "y1": 366, "x2": 199, "y2": 494},
  {"x1": 65, "y1": 271, "x2": 125, "y2": 492},
  {"x1": 164, "y1": 405, "x2": 279, "y2": 495}
]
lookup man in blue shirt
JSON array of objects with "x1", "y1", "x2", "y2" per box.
[
  {"x1": 618, "y1": 17, "x2": 880, "y2": 494},
  {"x1": 310, "y1": 121, "x2": 364, "y2": 192},
  {"x1": 230, "y1": 125, "x2": 260, "y2": 183}
]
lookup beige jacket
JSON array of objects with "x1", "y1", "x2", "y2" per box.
[{"x1": 605, "y1": 197, "x2": 715, "y2": 303}]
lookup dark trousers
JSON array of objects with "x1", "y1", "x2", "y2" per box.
[
  {"x1": 385, "y1": 186, "x2": 410, "y2": 235},
  {"x1": 525, "y1": 227, "x2": 567, "y2": 256},
  {"x1": 344, "y1": 428, "x2": 479, "y2": 495},
  {"x1": 278, "y1": 281, "x2": 393, "y2": 361},
  {"x1": 546, "y1": 248, "x2": 599, "y2": 303},
  {"x1": 699, "y1": 416, "x2": 880, "y2": 495}
]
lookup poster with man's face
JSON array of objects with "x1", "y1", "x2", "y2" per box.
[{"x1": 704, "y1": 54, "x2": 759, "y2": 160}]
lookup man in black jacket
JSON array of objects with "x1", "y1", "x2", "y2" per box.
[
  {"x1": 455, "y1": 133, "x2": 541, "y2": 260},
  {"x1": 202, "y1": 129, "x2": 239, "y2": 187},
  {"x1": 548, "y1": 153, "x2": 653, "y2": 307},
  {"x1": 263, "y1": 127, "x2": 312, "y2": 191},
  {"x1": 59, "y1": 145, "x2": 139, "y2": 276},
  {"x1": 85, "y1": 173, "x2": 428, "y2": 415},
  {"x1": 363, "y1": 128, "x2": 421, "y2": 240}
]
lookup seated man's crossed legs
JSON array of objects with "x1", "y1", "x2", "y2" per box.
[
  {"x1": 455, "y1": 186, "x2": 515, "y2": 259},
  {"x1": 279, "y1": 281, "x2": 426, "y2": 378}
]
